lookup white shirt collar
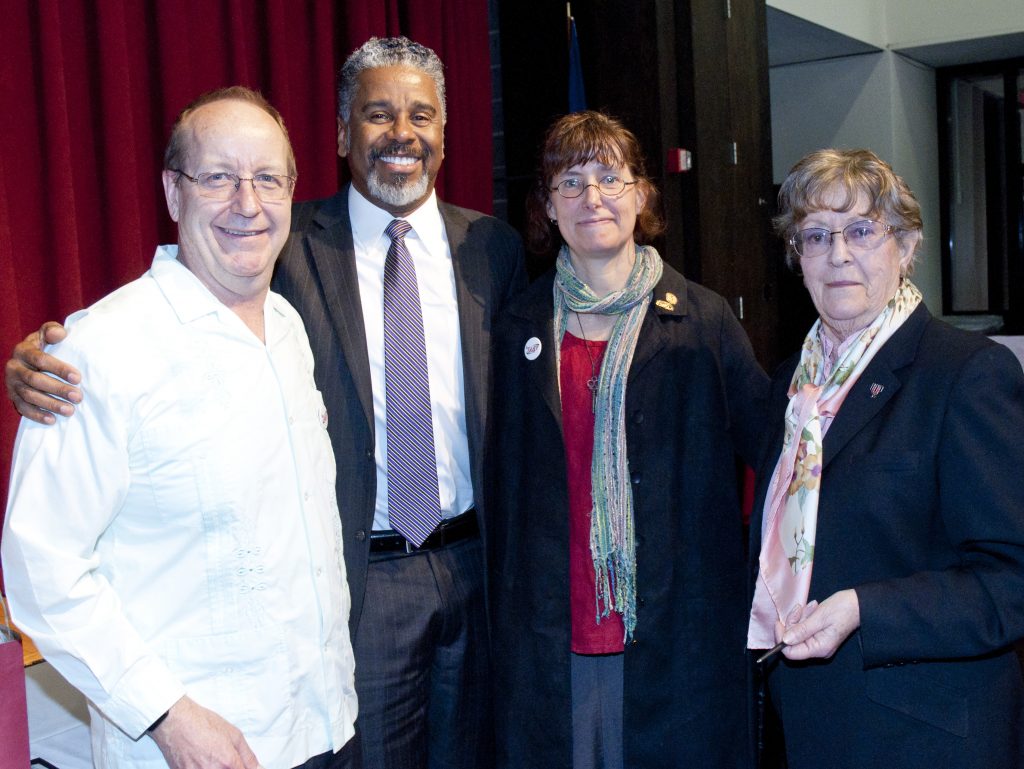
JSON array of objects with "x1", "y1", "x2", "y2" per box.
[
  {"x1": 151, "y1": 244, "x2": 285, "y2": 339},
  {"x1": 151, "y1": 245, "x2": 224, "y2": 325},
  {"x1": 348, "y1": 185, "x2": 446, "y2": 259}
]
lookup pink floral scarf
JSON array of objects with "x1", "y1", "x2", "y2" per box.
[{"x1": 747, "y1": 280, "x2": 922, "y2": 648}]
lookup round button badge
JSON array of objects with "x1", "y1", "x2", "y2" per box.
[{"x1": 524, "y1": 337, "x2": 542, "y2": 360}]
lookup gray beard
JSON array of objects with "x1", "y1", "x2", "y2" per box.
[{"x1": 365, "y1": 164, "x2": 431, "y2": 210}]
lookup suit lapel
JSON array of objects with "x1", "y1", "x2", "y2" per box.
[
  {"x1": 628, "y1": 271, "x2": 686, "y2": 383},
  {"x1": 305, "y1": 193, "x2": 375, "y2": 432},
  {"x1": 507, "y1": 275, "x2": 563, "y2": 431},
  {"x1": 531, "y1": 313, "x2": 562, "y2": 433},
  {"x1": 820, "y1": 365, "x2": 901, "y2": 468},
  {"x1": 821, "y1": 304, "x2": 928, "y2": 469},
  {"x1": 443, "y1": 204, "x2": 490, "y2": 449}
]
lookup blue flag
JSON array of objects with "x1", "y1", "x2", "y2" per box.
[{"x1": 568, "y1": 17, "x2": 586, "y2": 112}]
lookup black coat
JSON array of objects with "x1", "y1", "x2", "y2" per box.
[
  {"x1": 750, "y1": 305, "x2": 1024, "y2": 769},
  {"x1": 486, "y1": 265, "x2": 769, "y2": 769}
]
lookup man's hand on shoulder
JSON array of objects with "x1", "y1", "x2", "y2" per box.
[
  {"x1": 5, "y1": 322, "x2": 82, "y2": 423},
  {"x1": 149, "y1": 696, "x2": 261, "y2": 769}
]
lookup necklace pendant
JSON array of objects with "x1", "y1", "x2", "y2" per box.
[
  {"x1": 587, "y1": 375, "x2": 598, "y2": 413},
  {"x1": 575, "y1": 313, "x2": 601, "y2": 414}
]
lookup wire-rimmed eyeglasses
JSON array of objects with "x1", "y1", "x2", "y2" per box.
[
  {"x1": 549, "y1": 176, "x2": 638, "y2": 199},
  {"x1": 790, "y1": 219, "x2": 899, "y2": 259},
  {"x1": 171, "y1": 170, "x2": 296, "y2": 201}
]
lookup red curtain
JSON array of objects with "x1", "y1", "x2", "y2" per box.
[{"x1": 0, "y1": 0, "x2": 493, "y2": 586}]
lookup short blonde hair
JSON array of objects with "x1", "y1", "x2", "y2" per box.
[
  {"x1": 775, "y1": 148, "x2": 922, "y2": 271},
  {"x1": 164, "y1": 86, "x2": 296, "y2": 178}
]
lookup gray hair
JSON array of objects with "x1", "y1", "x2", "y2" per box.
[
  {"x1": 775, "y1": 148, "x2": 922, "y2": 272},
  {"x1": 337, "y1": 36, "x2": 446, "y2": 124}
]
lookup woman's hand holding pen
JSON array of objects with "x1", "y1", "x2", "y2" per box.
[{"x1": 773, "y1": 591, "x2": 861, "y2": 661}]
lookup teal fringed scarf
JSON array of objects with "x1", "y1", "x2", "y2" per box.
[{"x1": 553, "y1": 243, "x2": 664, "y2": 640}]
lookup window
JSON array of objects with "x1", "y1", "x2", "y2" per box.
[{"x1": 938, "y1": 59, "x2": 1024, "y2": 332}]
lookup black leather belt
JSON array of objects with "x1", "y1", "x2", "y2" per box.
[{"x1": 369, "y1": 510, "x2": 479, "y2": 554}]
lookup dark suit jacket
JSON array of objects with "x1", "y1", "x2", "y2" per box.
[
  {"x1": 272, "y1": 188, "x2": 526, "y2": 631},
  {"x1": 486, "y1": 265, "x2": 769, "y2": 769},
  {"x1": 750, "y1": 304, "x2": 1024, "y2": 769}
]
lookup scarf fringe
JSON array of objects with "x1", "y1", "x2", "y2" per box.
[{"x1": 554, "y1": 244, "x2": 664, "y2": 641}]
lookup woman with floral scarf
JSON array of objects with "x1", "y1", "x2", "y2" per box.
[{"x1": 748, "y1": 148, "x2": 1024, "y2": 769}]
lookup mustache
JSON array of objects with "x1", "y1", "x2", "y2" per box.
[{"x1": 370, "y1": 143, "x2": 427, "y2": 162}]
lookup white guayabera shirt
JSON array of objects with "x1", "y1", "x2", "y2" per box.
[{"x1": 2, "y1": 246, "x2": 357, "y2": 768}]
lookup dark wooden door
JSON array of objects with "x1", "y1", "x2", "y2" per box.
[{"x1": 498, "y1": 0, "x2": 783, "y2": 368}]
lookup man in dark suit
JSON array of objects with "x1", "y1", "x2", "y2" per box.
[
  {"x1": 6, "y1": 37, "x2": 525, "y2": 769},
  {"x1": 272, "y1": 37, "x2": 525, "y2": 769}
]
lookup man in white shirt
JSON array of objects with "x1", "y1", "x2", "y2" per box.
[{"x1": 1, "y1": 87, "x2": 358, "y2": 769}]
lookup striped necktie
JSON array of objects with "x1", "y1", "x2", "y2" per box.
[{"x1": 382, "y1": 218, "x2": 442, "y2": 546}]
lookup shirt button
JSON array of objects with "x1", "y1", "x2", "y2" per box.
[{"x1": 315, "y1": 567, "x2": 323, "y2": 577}]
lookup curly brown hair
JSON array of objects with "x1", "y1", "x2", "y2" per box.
[{"x1": 525, "y1": 111, "x2": 664, "y2": 254}]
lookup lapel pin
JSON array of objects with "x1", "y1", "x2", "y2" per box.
[
  {"x1": 524, "y1": 337, "x2": 542, "y2": 360},
  {"x1": 869, "y1": 383, "x2": 884, "y2": 398},
  {"x1": 655, "y1": 292, "x2": 677, "y2": 311}
]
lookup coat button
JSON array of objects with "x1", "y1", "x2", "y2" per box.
[
  {"x1": 355, "y1": 529, "x2": 367, "y2": 541},
  {"x1": 633, "y1": 411, "x2": 644, "y2": 424},
  {"x1": 365, "y1": 448, "x2": 374, "y2": 459},
  {"x1": 631, "y1": 471, "x2": 642, "y2": 485}
]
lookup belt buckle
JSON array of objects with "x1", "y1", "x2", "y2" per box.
[{"x1": 404, "y1": 538, "x2": 415, "y2": 554}]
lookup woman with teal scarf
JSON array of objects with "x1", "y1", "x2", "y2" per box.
[{"x1": 486, "y1": 111, "x2": 768, "y2": 769}]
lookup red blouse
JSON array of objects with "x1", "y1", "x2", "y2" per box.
[{"x1": 560, "y1": 332, "x2": 625, "y2": 654}]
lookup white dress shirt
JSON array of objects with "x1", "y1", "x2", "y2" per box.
[
  {"x1": 1, "y1": 247, "x2": 357, "y2": 768},
  {"x1": 348, "y1": 187, "x2": 473, "y2": 531}
]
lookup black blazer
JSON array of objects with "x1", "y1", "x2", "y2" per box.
[
  {"x1": 272, "y1": 188, "x2": 526, "y2": 631},
  {"x1": 750, "y1": 305, "x2": 1024, "y2": 769},
  {"x1": 486, "y1": 265, "x2": 769, "y2": 769}
]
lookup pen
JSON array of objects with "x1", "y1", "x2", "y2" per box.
[{"x1": 756, "y1": 641, "x2": 786, "y2": 664}]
